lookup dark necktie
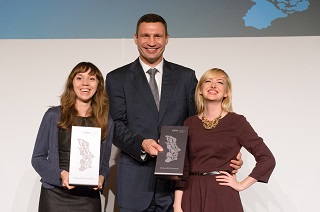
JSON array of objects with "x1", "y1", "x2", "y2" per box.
[{"x1": 147, "y1": 68, "x2": 160, "y2": 110}]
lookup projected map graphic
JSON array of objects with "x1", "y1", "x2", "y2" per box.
[{"x1": 243, "y1": 0, "x2": 310, "y2": 29}]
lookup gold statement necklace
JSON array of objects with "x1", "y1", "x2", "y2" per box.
[{"x1": 201, "y1": 112, "x2": 222, "y2": 130}]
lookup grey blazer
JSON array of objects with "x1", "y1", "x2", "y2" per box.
[{"x1": 31, "y1": 106, "x2": 114, "y2": 189}]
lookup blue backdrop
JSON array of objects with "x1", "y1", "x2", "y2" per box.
[{"x1": 0, "y1": 0, "x2": 319, "y2": 39}]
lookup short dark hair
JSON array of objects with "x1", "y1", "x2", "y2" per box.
[{"x1": 136, "y1": 13, "x2": 168, "y2": 35}]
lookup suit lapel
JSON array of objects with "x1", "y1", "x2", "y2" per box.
[
  {"x1": 159, "y1": 60, "x2": 176, "y2": 124},
  {"x1": 129, "y1": 59, "x2": 159, "y2": 119}
]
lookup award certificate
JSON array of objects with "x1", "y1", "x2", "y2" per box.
[{"x1": 69, "y1": 126, "x2": 101, "y2": 186}]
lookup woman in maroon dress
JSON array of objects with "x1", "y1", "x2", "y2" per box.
[{"x1": 174, "y1": 68, "x2": 276, "y2": 212}]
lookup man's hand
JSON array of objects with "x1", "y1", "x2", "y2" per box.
[
  {"x1": 142, "y1": 139, "x2": 163, "y2": 157},
  {"x1": 230, "y1": 152, "x2": 243, "y2": 174}
]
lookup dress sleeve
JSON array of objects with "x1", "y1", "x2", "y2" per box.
[
  {"x1": 175, "y1": 119, "x2": 191, "y2": 190},
  {"x1": 237, "y1": 116, "x2": 276, "y2": 183}
]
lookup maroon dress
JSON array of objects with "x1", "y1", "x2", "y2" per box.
[{"x1": 176, "y1": 113, "x2": 275, "y2": 212}]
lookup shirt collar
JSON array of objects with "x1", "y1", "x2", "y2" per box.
[{"x1": 139, "y1": 58, "x2": 164, "y2": 74}]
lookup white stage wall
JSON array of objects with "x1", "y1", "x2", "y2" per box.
[{"x1": 0, "y1": 36, "x2": 319, "y2": 211}]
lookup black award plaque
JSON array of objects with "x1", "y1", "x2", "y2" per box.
[{"x1": 154, "y1": 126, "x2": 188, "y2": 179}]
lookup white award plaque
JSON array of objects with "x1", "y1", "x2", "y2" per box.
[{"x1": 69, "y1": 126, "x2": 101, "y2": 186}]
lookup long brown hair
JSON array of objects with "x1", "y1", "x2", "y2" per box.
[
  {"x1": 58, "y1": 62, "x2": 109, "y2": 140},
  {"x1": 195, "y1": 68, "x2": 233, "y2": 115}
]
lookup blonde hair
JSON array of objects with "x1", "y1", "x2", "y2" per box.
[
  {"x1": 195, "y1": 68, "x2": 233, "y2": 114},
  {"x1": 58, "y1": 62, "x2": 109, "y2": 140}
]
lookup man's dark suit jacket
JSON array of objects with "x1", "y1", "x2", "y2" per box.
[{"x1": 105, "y1": 58, "x2": 197, "y2": 211}]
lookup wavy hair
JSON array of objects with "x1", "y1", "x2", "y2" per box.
[
  {"x1": 195, "y1": 68, "x2": 233, "y2": 115},
  {"x1": 58, "y1": 62, "x2": 109, "y2": 140}
]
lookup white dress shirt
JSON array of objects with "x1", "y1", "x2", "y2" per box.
[{"x1": 139, "y1": 58, "x2": 163, "y2": 99}]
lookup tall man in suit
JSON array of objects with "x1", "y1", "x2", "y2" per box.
[{"x1": 106, "y1": 13, "x2": 242, "y2": 212}]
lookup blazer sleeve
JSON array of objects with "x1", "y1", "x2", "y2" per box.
[
  {"x1": 188, "y1": 71, "x2": 198, "y2": 117},
  {"x1": 99, "y1": 117, "x2": 114, "y2": 188},
  {"x1": 105, "y1": 72, "x2": 145, "y2": 163},
  {"x1": 31, "y1": 108, "x2": 62, "y2": 187}
]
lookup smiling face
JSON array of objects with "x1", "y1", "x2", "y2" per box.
[
  {"x1": 134, "y1": 22, "x2": 169, "y2": 66},
  {"x1": 195, "y1": 68, "x2": 233, "y2": 114},
  {"x1": 200, "y1": 74, "x2": 228, "y2": 102},
  {"x1": 73, "y1": 69, "x2": 98, "y2": 105}
]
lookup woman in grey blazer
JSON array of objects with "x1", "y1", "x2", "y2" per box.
[{"x1": 31, "y1": 62, "x2": 114, "y2": 212}]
